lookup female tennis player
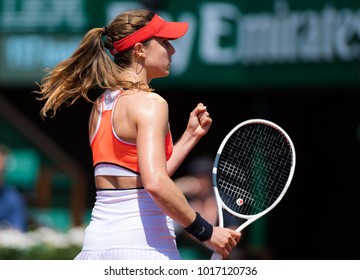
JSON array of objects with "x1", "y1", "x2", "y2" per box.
[{"x1": 35, "y1": 9, "x2": 240, "y2": 260}]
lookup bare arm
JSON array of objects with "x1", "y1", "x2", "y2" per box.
[
  {"x1": 135, "y1": 94, "x2": 196, "y2": 227},
  {"x1": 135, "y1": 95, "x2": 240, "y2": 258},
  {"x1": 167, "y1": 103, "x2": 212, "y2": 176}
]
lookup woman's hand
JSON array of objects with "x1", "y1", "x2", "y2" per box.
[
  {"x1": 205, "y1": 227, "x2": 241, "y2": 259},
  {"x1": 187, "y1": 103, "x2": 212, "y2": 138}
]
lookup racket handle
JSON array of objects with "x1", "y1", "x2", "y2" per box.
[{"x1": 210, "y1": 252, "x2": 223, "y2": 260}]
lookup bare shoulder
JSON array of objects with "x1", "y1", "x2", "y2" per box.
[
  {"x1": 145, "y1": 91, "x2": 167, "y2": 104},
  {"x1": 134, "y1": 91, "x2": 168, "y2": 121},
  {"x1": 123, "y1": 89, "x2": 167, "y2": 104}
]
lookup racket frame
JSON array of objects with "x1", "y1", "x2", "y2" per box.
[{"x1": 211, "y1": 119, "x2": 296, "y2": 259}]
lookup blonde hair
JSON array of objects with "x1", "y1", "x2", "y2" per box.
[{"x1": 35, "y1": 9, "x2": 155, "y2": 118}]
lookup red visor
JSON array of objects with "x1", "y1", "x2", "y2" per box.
[{"x1": 110, "y1": 14, "x2": 188, "y2": 55}]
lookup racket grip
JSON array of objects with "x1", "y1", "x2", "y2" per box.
[{"x1": 210, "y1": 252, "x2": 223, "y2": 260}]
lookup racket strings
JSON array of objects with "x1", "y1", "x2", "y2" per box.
[{"x1": 217, "y1": 123, "x2": 293, "y2": 216}]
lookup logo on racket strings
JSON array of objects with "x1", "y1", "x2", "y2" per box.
[{"x1": 236, "y1": 198, "x2": 244, "y2": 206}]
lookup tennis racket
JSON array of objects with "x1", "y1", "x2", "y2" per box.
[{"x1": 210, "y1": 119, "x2": 296, "y2": 260}]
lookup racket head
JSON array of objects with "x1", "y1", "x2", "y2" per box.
[{"x1": 212, "y1": 119, "x2": 296, "y2": 221}]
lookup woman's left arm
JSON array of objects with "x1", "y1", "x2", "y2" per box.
[{"x1": 167, "y1": 103, "x2": 212, "y2": 176}]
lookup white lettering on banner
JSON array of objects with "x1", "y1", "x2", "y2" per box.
[
  {"x1": 5, "y1": 35, "x2": 81, "y2": 70},
  {"x1": 335, "y1": 9, "x2": 360, "y2": 61},
  {"x1": 0, "y1": 0, "x2": 86, "y2": 31},
  {"x1": 200, "y1": 3, "x2": 240, "y2": 64},
  {"x1": 1, "y1": 0, "x2": 360, "y2": 81},
  {"x1": 199, "y1": 1, "x2": 360, "y2": 66},
  {"x1": 102, "y1": 0, "x2": 360, "y2": 73}
]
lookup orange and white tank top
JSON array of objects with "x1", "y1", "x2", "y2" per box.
[{"x1": 90, "y1": 89, "x2": 173, "y2": 176}]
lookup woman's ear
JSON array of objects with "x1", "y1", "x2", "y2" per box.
[{"x1": 133, "y1": 42, "x2": 145, "y2": 58}]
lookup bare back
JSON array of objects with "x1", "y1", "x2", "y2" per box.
[{"x1": 88, "y1": 89, "x2": 169, "y2": 189}]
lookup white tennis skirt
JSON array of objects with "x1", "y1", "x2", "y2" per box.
[{"x1": 74, "y1": 188, "x2": 181, "y2": 260}]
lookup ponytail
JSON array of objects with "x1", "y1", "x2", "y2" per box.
[{"x1": 36, "y1": 27, "x2": 122, "y2": 118}]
